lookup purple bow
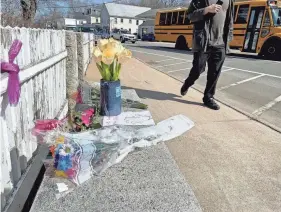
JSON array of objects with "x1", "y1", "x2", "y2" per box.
[{"x1": 1, "y1": 40, "x2": 22, "y2": 105}]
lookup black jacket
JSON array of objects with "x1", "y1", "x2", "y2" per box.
[{"x1": 187, "y1": 0, "x2": 234, "y2": 53}]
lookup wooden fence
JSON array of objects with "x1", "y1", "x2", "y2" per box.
[{"x1": 0, "y1": 27, "x2": 96, "y2": 212}]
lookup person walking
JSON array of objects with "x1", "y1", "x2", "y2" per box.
[{"x1": 180, "y1": 0, "x2": 234, "y2": 110}]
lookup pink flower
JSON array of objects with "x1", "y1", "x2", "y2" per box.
[{"x1": 81, "y1": 108, "x2": 94, "y2": 126}]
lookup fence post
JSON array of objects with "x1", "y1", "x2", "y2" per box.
[
  {"x1": 65, "y1": 32, "x2": 79, "y2": 112},
  {"x1": 76, "y1": 33, "x2": 85, "y2": 80}
]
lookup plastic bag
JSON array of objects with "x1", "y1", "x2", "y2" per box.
[
  {"x1": 41, "y1": 132, "x2": 120, "y2": 185},
  {"x1": 32, "y1": 115, "x2": 194, "y2": 188},
  {"x1": 31, "y1": 118, "x2": 68, "y2": 144}
]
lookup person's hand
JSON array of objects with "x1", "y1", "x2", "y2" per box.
[{"x1": 204, "y1": 4, "x2": 222, "y2": 14}]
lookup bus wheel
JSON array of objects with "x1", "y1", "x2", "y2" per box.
[
  {"x1": 175, "y1": 36, "x2": 188, "y2": 50},
  {"x1": 263, "y1": 40, "x2": 281, "y2": 61}
]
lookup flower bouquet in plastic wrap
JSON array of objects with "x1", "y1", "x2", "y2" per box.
[{"x1": 32, "y1": 119, "x2": 120, "y2": 186}]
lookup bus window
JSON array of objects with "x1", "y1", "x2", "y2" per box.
[
  {"x1": 184, "y1": 12, "x2": 190, "y2": 25},
  {"x1": 172, "y1": 12, "x2": 178, "y2": 24},
  {"x1": 160, "y1": 13, "x2": 166, "y2": 25},
  {"x1": 256, "y1": 9, "x2": 264, "y2": 29},
  {"x1": 263, "y1": 10, "x2": 271, "y2": 26},
  {"x1": 272, "y1": 8, "x2": 281, "y2": 26},
  {"x1": 178, "y1": 11, "x2": 184, "y2": 24},
  {"x1": 236, "y1": 4, "x2": 249, "y2": 24},
  {"x1": 166, "y1": 12, "x2": 172, "y2": 25}
]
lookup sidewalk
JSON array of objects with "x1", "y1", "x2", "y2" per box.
[
  {"x1": 31, "y1": 58, "x2": 281, "y2": 212},
  {"x1": 85, "y1": 58, "x2": 281, "y2": 211}
]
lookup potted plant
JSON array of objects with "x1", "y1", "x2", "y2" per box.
[{"x1": 93, "y1": 38, "x2": 132, "y2": 116}]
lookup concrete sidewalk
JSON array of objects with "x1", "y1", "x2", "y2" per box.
[
  {"x1": 31, "y1": 58, "x2": 281, "y2": 212},
  {"x1": 86, "y1": 58, "x2": 281, "y2": 212}
]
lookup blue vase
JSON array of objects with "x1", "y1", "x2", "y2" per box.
[{"x1": 100, "y1": 80, "x2": 122, "y2": 116}]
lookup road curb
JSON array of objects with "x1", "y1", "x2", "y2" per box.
[{"x1": 134, "y1": 57, "x2": 281, "y2": 134}]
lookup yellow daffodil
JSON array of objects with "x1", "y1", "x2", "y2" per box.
[
  {"x1": 118, "y1": 49, "x2": 132, "y2": 64},
  {"x1": 93, "y1": 47, "x2": 102, "y2": 63},
  {"x1": 95, "y1": 38, "x2": 132, "y2": 81},
  {"x1": 102, "y1": 45, "x2": 116, "y2": 65},
  {"x1": 98, "y1": 39, "x2": 109, "y2": 51}
]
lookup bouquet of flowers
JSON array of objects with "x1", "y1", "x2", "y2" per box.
[{"x1": 93, "y1": 38, "x2": 132, "y2": 81}]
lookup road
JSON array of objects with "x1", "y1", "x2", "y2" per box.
[{"x1": 126, "y1": 41, "x2": 281, "y2": 131}]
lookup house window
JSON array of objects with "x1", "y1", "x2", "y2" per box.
[
  {"x1": 114, "y1": 18, "x2": 117, "y2": 24},
  {"x1": 129, "y1": 19, "x2": 132, "y2": 24},
  {"x1": 121, "y1": 18, "x2": 124, "y2": 23},
  {"x1": 129, "y1": 28, "x2": 131, "y2": 32},
  {"x1": 96, "y1": 18, "x2": 99, "y2": 23},
  {"x1": 136, "y1": 20, "x2": 139, "y2": 25}
]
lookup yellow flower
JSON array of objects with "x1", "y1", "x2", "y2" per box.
[
  {"x1": 118, "y1": 49, "x2": 132, "y2": 64},
  {"x1": 106, "y1": 41, "x2": 124, "y2": 56},
  {"x1": 98, "y1": 39, "x2": 109, "y2": 51},
  {"x1": 102, "y1": 45, "x2": 116, "y2": 65},
  {"x1": 93, "y1": 47, "x2": 102, "y2": 63}
]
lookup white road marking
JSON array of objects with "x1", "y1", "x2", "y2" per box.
[
  {"x1": 201, "y1": 68, "x2": 235, "y2": 77},
  {"x1": 131, "y1": 49, "x2": 188, "y2": 61},
  {"x1": 131, "y1": 49, "x2": 281, "y2": 80},
  {"x1": 218, "y1": 74, "x2": 266, "y2": 91},
  {"x1": 167, "y1": 68, "x2": 191, "y2": 73},
  {"x1": 252, "y1": 95, "x2": 281, "y2": 116},
  {"x1": 154, "y1": 58, "x2": 176, "y2": 63},
  {"x1": 154, "y1": 61, "x2": 189, "y2": 68},
  {"x1": 223, "y1": 66, "x2": 281, "y2": 80}
]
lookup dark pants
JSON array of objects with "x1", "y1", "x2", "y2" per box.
[{"x1": 184, "y1": 45, "x2": 226, "y2": 100}]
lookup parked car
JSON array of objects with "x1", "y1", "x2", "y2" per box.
[
  {"x1": 110, "y1": 29, "x2": 137, "y2": 43},
  {"x1": 142, "y1": 33, "x2": 155, "y2": 42}
]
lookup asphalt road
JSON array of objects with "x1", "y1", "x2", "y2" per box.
[{"x1": 125, "y1": 41, "x2": 281, "y2": 131}]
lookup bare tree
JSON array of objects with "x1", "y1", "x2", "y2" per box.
[
  {"x1": 113, "y1": 0, "x2": 187, "y2": 9},
  {"x1": 21, "y1": 0, "x2": 38, "y2": 26}
]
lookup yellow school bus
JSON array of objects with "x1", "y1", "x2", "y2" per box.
[
  {"x1": 154, "y1": 7, "x2": 191, "y2": 50},
  {"x1": 231, "y1": 0, "x2": 281, "y2": 59},
  {"x1": 154, "y1": 0, "x2": 281, "y2": 60}
]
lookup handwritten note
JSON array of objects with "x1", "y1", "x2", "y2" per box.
[{"x1": 101, "y1": 111, "x2": 155, "y2": 126}]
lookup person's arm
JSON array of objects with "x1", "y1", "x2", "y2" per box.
[
  {"x1": 224, "y1": 0, "x2": 234, "y2": 43},
  {"x1": 228, "y1": 0, "x2": 234, "y2": 42},
  {"x1": 187, "y1": 0, "x2": 223, "y2": 23}
]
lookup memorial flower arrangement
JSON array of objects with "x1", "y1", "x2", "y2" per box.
[{"x1": 93, "y1": 38, "x2": 132, "y2": 81}]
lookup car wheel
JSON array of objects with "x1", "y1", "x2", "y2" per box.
[
  {"x1": 175, "y1": 36, "x2": 188, "y2": 50},
  {"x1": 121, "y1": 37, "x2": 125, "y2": 43}
]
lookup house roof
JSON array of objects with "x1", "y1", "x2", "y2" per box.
[
  {"x1": 136, "y1": 7, "x2": 186, "y2": 19},
  {"x1": 139, "y1": 19, "x2": 155, "y2": 27},
  {"x1": 104, "y1": 3, "x2": 151, "y2": 18}
]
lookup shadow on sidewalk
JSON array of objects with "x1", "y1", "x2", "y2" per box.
[{"x1": 122, "y1": 86, "x2": 204, "y2": 107}]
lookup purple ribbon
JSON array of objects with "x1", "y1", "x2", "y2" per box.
[{"x1": 1, "y1": 40, "x2": 22, "y2": 105}]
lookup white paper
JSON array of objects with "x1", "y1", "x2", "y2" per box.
[
  {"x1": 101, "y1": 111, "x2": 155, "y2": 126},
  {"x1": 56, "y1": 183, "x2": 69, "y2": 193}
]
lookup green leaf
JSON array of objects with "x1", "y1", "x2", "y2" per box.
[
  {"x1": 101, "y1": 62, "x2": 111, "y2": 81},
  {"x1": 96, "y1": 63, "x2": 106, "y2": 79}
]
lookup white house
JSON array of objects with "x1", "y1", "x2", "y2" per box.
[{"x1": 101, "y1": 3, "x2": 151, "y2": 34}]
